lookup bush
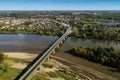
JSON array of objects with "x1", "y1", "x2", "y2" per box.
[
  {"x1": 0, "y1": 51, "x2": 6, "y2": 63},
  {"x1": 42, "y1": 63, "x2": 53, "y2": 68}
]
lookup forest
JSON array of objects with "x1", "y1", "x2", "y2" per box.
[{"x1": 69, "y1": 46, "x2": 120, "y2": 70}]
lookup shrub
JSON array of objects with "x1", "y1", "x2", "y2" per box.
[
  {"x1": 0, "y1": 51, "x2": 6, "y2": 63},
  {"x1": 42, "y1": 63, "x2": 53, "y2": 68}
]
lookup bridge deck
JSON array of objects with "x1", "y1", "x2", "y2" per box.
[{"x1": 15, "y1": 27, "x2": 72, "y2": 80}]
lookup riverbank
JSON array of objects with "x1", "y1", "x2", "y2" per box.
[
  {"x1": 3, "y1": 52, "x2": 85, "y2": 80},
  {"x1": 4, "y1": 52, "x2": 38, "y2": 60},
  {"x1": 4, "y1": 52, "x2": 37, "y2": 70},
  {"x1": 4, "y1": 52, "x2": 120, "y2": 80},
  {"x1": 69, "y1": 46, "x2": 120, "y2": 69}
]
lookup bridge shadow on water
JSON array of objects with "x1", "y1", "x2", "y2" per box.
[{"x1": 15, "y1": 38, "x2": 59, "y2": 80}]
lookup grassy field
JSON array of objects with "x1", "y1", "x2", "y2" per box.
[{"x1": 0, "y1": 66, "x2": 21, "y2": 80}]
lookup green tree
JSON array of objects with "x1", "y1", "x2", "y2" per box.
[{"x1": 72, "y1": 27, "x2": 79, "y2": 37}]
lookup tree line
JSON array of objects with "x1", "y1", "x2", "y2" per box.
[{"x1": 69, "y1": 46, "x2": 120, "y2": 70}]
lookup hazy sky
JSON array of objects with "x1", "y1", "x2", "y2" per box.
[{"x1": 0, "y1": 0, "x2": 120, "y2": 10}]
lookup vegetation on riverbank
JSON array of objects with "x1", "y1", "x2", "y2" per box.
[
  {"x1": 69, "y1": 46, "x2": 120, "y2": 70},
  {"x1": 0, "y1": 27, "x2": 65, "y2": 36},
  {"x1": 32, "y1": 67, "x2": 81, "y2": 80},
  {"x1": 0, "y1": 51, "x2": 8, "y2": 74},
  {"x1": 69, "y1": 12, "x2": 120, "y2": 41},
  {"x1": 0, "y1": 51, "x2": 6, "y2": 63},
  {"x1": 0, "y1": 67, "x2": 21, "y2": 80},
  {"x1": 0, "y1": 52, "x2": 83, "y2": 80},
  {"x1": 0, "y1": 51, "x2": 21, "y2": 80},
  {"x1": 71, "y1": 26, "x2": 120, "y2": 41}
]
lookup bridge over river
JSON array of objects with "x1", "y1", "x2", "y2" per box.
[{"x1": 15, "y1": 27, "x2": 72, "y2": 80}]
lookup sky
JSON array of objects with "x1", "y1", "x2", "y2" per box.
[{"x1": 0, "y1": 0, "x2": 120, "y2": 10}]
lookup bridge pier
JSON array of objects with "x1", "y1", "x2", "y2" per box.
[
  {"x1": 47, "y1": 57, "x2": 50, "y2": 61},
  {"x1": 57, "y1": 45, "x2": 60, "y2": 48},
  {"x1": 52, "y1": 50, "x2": 56, "y2": 54},
  {"x1": 65, "y1": 36, "x2": 67, "y2": 39},
  {"x1": 37, "y1": 67, "x2": 40, "y2": 71},
  {"x1": 60, "y1": 41, "x2": 63, "y2": 44},
  {"x1": 63, "y1": 38, "x2": 65, "y2": 41}
]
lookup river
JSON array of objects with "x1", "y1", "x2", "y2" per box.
[
  {"x1": 0, "y1": 34, "x2": 120, "y2": 80},
  {"x1": 0, "y1": 34, "x2": 119, "y2": 53}
]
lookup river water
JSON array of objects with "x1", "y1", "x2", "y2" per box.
[
  {"x1": 0, "y1": 34, "x2": 119, "y2": 53},
  {"x1": 0, "y1": 34, "x2": 120, "y2": 79},
  {"x1": 0, "y1": 34, "x2": 58, "y2": 53}
]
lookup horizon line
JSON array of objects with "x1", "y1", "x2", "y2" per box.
[{"x1": 0, "y1": 10, "x2": 120, "y2": 11}]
